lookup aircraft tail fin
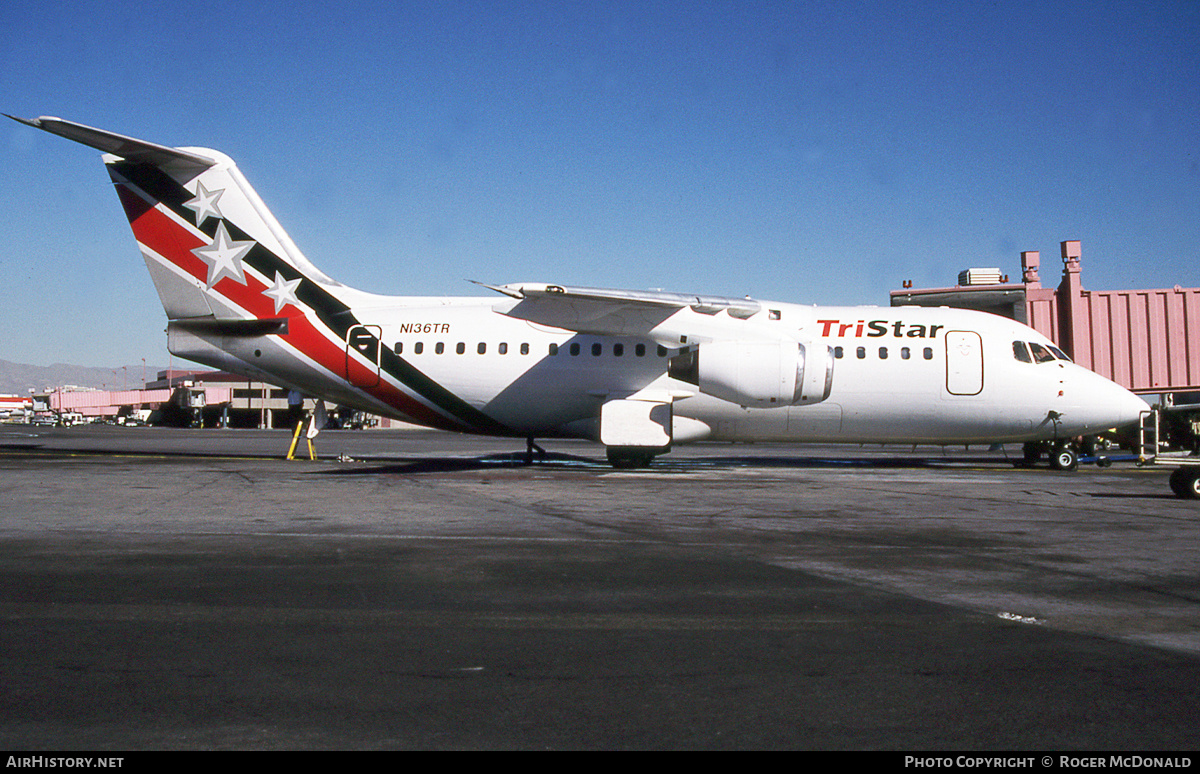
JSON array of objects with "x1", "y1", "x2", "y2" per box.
[
  {"x1": 12, "y1": 115, "x2": 511, "y2": 435},
  {"x1": 9, "y1": 115, "x2": 337, "y2": 323}
]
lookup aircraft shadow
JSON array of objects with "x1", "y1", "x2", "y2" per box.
[
  {"x1": 319, "y1": 449, "x2": 1042, "y2": 476},
  {"x1": 657, "y1": 454, "x2": 1016, "y2": 470},
  {"x1": 318, "y1": 451, "x2": 605, "y2": 476}
]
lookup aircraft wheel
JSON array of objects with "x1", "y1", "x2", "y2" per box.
[
  {"x1": 1169, "y1": 468, "x2": 1200, "y2": 499},
  {"x1": 1050, "y1": 446, "x2": 1079, "y2": 472},
  {"x1": 606, "y1": 448, "x2": 656, "y2": 469}
]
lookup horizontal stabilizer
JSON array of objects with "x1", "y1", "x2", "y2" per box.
[
  {"x1": 169, "y1": 317, "x2": 290, "y2": 337},
  {"x1": 6, "y1": 115, "x2": 215, "y2": 173}
]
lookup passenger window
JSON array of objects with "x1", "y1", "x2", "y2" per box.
[
  {"x1": 498, "y1": 343, "x2": 507, "y2": 355},
  {"x1": 856, "y1": 347, "x2": 866, "y2": 359},
  {"x1": 549, "y1": 343, "x2": 558, "y2": 356},
  {"x1": 520, "y1": 343, "x2": 528, "y2": 355},
  {"x1": 477, "y1": 343, "x2": 486, "y2": 355},
  {"x1": 901, "y1": 347, "x2": 911, "y2": 360},
  {"x1": 879, "y1": 347, "x2": 888, "y2": 359},
  {"x1": 435, "y1": 342, "x2": 445, "y2": 354},
  {"x1": 456, "y1": 342, "x2": 466, "y2": 355},
  {"x1": 1029, "y1": 343, "x2": 1056, "y2": 363},
  {"x1": 834, "y1": 346, "x2": 844, "y2": 359},
  {"x1": 394, "y1": 342, "x2": 403, "y2": 355},
  {"x1": 923, "y1": 347, "x2": 933, "y2": 360},
  {"x1": 636, "y1": 344, "x2": 646, "y2": 357},
  {"x1": 570, "y1": 343, "x2": 581, "y2": 356},
  {"x1": 657, "y1": 346, "x2": 667, "y2": 357},
  {"x1": 1013, "y1": 341, "x2": 1032, "y2": 363},
  {"x1": 591, "y1": 343, "x2": 602, "y2": 356},
  {"x1": 614, "y1": 343, "x2": 624, "y2": 357},
  {"x1": 414, "y1": 342, "x2": 423, "y2": 355}
]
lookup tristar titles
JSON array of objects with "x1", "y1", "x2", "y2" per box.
[{"x1": 818, "y1": 319, "x2": 945, "y2": 339}]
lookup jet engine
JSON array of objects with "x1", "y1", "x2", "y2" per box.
[{"x1": 669, "y1": 339, "x2": 834, "y2": 408}]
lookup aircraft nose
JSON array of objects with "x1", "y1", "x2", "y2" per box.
[
  {"x1": 1112, "y1": 384, "x2": 1150, "y2": 428},
  {"x1": 1065, "y1": 369, "x2": 1148, "y2": 433}
]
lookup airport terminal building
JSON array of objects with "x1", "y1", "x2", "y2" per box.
[{"x1": 27, "y1": 370, "x2": 392, "y2": 430}]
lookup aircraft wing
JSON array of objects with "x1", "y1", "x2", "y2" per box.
[
  {"x1": 6, "y1": 115, "x2": 216, "y2": 173},
  {"x1": 477, "y1": 281, "x2": 762, "y2": 339}
]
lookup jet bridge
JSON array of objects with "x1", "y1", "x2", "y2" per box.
[{"x1": 892, "y1": 240, "x2": 1200, "y2": 396}]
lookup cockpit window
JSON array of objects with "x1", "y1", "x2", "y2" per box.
[
  {"x1": 1012, "y1": 341, "x2": 1032, "y2": 363},
  {"x1": 1028, "y1": 342, "x2": 1057, "y2": 363},
  {"x1": 1047, "y1": 345, "x2": 1071, "y2": 362}
]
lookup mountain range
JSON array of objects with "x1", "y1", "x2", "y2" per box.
[{"x1": 0, "y1": 359, "x2": 167, "y2": 395}]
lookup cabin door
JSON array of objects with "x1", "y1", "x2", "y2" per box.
[{"x1": 945, "y1": 330, "x2": 983, "y2": 396}]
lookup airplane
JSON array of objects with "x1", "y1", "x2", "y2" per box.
[{"x1": 8, "y1": 115, "x2": 1149, "y2": 469}]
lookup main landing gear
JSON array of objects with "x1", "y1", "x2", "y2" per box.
[
  {"x1": 518, "y1": 438, "x2": 659, "y2": 469},
  {"x1": 605, "y1": 447, "x2": 658, "y2": 469}
]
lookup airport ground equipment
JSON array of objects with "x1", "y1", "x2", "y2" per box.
[
  {"x1": 286, "y1": 402, "x2": 326, "y2": 460},
  {"x1": 1139, "y1": 408, "x2": 1200, "y2": 499},
  {"x1": 286, "y1": 418, "x2": 316, "y2": 460}
]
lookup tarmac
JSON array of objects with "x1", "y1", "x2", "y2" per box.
[{"x1": 1, "y1": 424, "x2": 1198, "y2": 750}]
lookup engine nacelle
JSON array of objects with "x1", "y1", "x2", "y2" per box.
[{"x1": 670, "y1": 339, "x2": 834, "y2": 408}]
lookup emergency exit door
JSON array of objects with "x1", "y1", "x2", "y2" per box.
[{"x1": 945, "y1": 330, "x2": 983, "y2": 396}]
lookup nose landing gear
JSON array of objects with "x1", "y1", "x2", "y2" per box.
[
  {"x1": 1028, "y1": 410, "x2": 1085, "y2": 471},
  {"x1": 1022, "y1": 440, "x2": 1108, "y2": 472},
  {"x1": 1050, "y1": 444, "x2": 1080, "y2": 472}
]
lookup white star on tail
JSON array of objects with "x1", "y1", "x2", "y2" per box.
[
  {"x1": 192, "y1": 222, "x2": 254, "y2": 287},
  {"x1": 263, "y1": 271, "x2": 302, "y2": 313},
  {"x1": 184, "y1": 182, "x2": 224, "y2": 226}
]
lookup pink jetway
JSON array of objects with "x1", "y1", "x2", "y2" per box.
[
  {"x1": 1024, "y1": 242, "x2": 1200, "y2": 394},
  {"x1": 50, "y1": 389, "x2": 173, "y2": 413},
  {"x1": 46, "y1": 387, "x2": 233, "y2": 417},
  {"x1": 892, "y1": 241, "x2": 1200, "y2": 395}
]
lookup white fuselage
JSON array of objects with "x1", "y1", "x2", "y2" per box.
[{"x1": 230, "y1": 293, "x2": 1145, "y2": 447}]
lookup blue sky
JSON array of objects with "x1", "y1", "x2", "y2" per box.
[{"x1": 2, "y1": 0, "x2": 1197, "y2": 368}]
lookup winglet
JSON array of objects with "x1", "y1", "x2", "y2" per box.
[{"x1": 6, "y1": 114, "x2": 216, "y2": 173}]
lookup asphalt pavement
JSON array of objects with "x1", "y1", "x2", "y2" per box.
[{"x1": 0, "y1": 425, "x2": 1197, "y2": 750}]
